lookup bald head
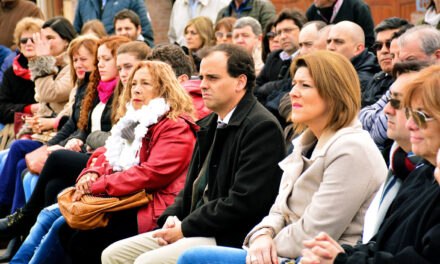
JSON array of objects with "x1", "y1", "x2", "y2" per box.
[
  {"x1": 298, "y1": 22, "x2": 323, "y2": 55},
  {"x1": 327, "y1": 21, "x2": 365, "y2": 59}
]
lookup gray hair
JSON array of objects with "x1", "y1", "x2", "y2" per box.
[
  {"x1": 233, "y1": 17, "x2": 262, "y2": 36},
  {"x1": 399, "y1": 25, "x2": 440, "y2": 56}
]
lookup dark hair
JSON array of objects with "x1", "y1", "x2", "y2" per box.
[
  {"x1": 262, "y1": 19, "x2": 276, "y2": 62},
  {"x1": 390, "y1": 23, "x2": 414, "y2": 41},
  {"x1": 274, "y1": 9, "x2": 307, "y2": 30},
  {"x1": 113, "y1": 9, "x2": 141, "y2": 28},
  {"x1": 43, "y1": 16, "x2": 77, "y2": 43},
  {"x1": 148, "y1": 44, "x2": 193, "y2": 77},
  {"x1": 374, "y1": 17, "x2": 409, "y2": 34},
  {"x1": 200, "y1": 44, "x2": 255, "y2": 92},
  {"x1": 391, "y1": 60, "x2": 431, "y2": 77}
]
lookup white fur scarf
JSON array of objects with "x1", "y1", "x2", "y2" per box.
[{"x1": 104, "y1": 98, "x2": 170, "y2": 171}]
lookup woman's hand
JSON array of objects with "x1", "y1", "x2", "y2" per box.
[
  {"x1": 246, "y1": 235, "x2": 278, "y2": 264},
  {"x1": 65, "y1": 138, "x2": 84, "y2": 152},
  {"x1": 35, "y1": 117, "x2": 55, "y2": 133},
  {"x1": 30, "y1": 103, "x2": 40, "y2": 114},
  {"x1": 32, "y1": 32, "x2": 51, "y2": 57},
  {"x1": 300, "y1": 232, "x2": 344, "y2": 264},
  {"x1": 72, "y1": 172, "x2": 99, "y2": 201}
]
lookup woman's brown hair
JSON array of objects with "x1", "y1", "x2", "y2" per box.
[
  {"x1": 67, "y1": 35, "x2": 99, "y2": 85},
  {"x1": 290, "y1": 50, "x2": 361, "y2": 133},
  {"x1": 77, "y1": 36, "x2": 130, "y2": 130}
]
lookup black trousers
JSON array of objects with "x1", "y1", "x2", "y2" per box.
[
  {"x1": 24, "y1": 149, "x2": 90, "y2": 218},
  {"x1": 59, "y1": 207, "x2": 139, "y2": 264}
]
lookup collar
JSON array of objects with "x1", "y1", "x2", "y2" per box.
[
  {"x1": 137, "y1": 35, "x2": 145, "y2": 42},
  {"x1": 279, "y1": 51, "x2": 292, "y2": 61},
  {"x1": 184, "y1": 0, "x2": 208, "y2": 6},
  {"x1": 218, "y1": 107, "x2": 236, "y2": 125}
]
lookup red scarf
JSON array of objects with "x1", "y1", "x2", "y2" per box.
[
  {"x1": 97, "y1": 78, "x2": 118, "y2": 103},
  {"x1": 12, "y1": 55, "x2": 31, "y2": 80}
]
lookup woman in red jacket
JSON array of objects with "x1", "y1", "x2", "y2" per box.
[{"x1": 59, "y1": 60, "x2": 197, "y2": 263}]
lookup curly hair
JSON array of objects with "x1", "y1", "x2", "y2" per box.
[
  {"x1": 116, "y1": 61, "x2": 195, "y2": 121},
  {"x1": 77, "y1": 36, "x2": 130, "y2": 130}
]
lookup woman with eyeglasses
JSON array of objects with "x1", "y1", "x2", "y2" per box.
[
  {"x1": 301, "y1": 64, "x2": 440, "y2": 264},
  {"x1": 183, "y1": 16, "x2": 215, "y2": 74},
  {"x1": 176, "y1": 51, "x2": 387, "y2": 264},
  {"x1": 0, "y1": 17, "x2": 44, "y2": 148},
  {"x1": 261, "y1": 19, "x2": 281, "y2": 63},
  {"x1": 214, "y1": 17, "x2": 236, "y2": 45}
]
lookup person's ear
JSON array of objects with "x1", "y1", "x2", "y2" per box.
[
  {"x1": 177, "y1": 74, "x2": 189, "y2": 84},
  {"x1": 235, "y1": 74, "x2": 247, "y2": 92}
]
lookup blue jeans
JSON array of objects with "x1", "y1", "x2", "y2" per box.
[
  {"x1": 0, "y1": 139, "x2": 42, "y2": 213},
  {"x1": 11, "y1": 204, "x2": 66, "y2": 264},
  {"x1": 177, "y1": 246, "x2": 247, "y2": 264},
  {"x1": 23, "y1": 172, "x2": 38, "y2": 201}
]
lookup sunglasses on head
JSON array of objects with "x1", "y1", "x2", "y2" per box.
[
  {"x1": 405, "y1": 108, "x2": 435, "y2": 129},
  {"x1": 372, "y1": 40, "x2": 391, "y2": 52},
  {"x1": 385, "y1": 93, "x2": 402, "y2": 110},
  {"x1": 266, "y1": 32, "x2": 278, "y2": 40},
  {"x1": 215, "y1": 31, "x2": 232, "y2": 39},
  {"x1": 19, "y1": 37, "x2": 33, "y2": 44}
]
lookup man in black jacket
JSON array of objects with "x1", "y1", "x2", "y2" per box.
[
  {"x1": 327, "y1": 21, "x2": 380, "y2": 106},
  {"x1": 101, "y1": 44, "x2": 285, "y2": 263}
]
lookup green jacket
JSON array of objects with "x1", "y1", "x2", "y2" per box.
[{"x1": 216, "y1": 0, "x2": 276, "y2": 28}]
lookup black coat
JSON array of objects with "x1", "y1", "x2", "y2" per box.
[
  {"x1": 306, "y1": 0, "x2": 375, "y2": 49},
  {"x1": 158, "y1": 91, "x2": 286, "y2": 247},
  {"x1": 0, "y1": 54, "x2": 36, "y2": 124},
  {"x1": 336, "y1": 163, "x2": 440, "y2": 263},
  {"x1": 351, "y1": 50, "x2": 380, "y2": 103},
  {"x1": 256, "y1": 49, "x2": 291, "y2": 88},
  {"x1": 362, "y1": 71, "x2": 394, "y2": 107}
]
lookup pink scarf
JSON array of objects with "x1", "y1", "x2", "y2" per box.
[
  {"x1": 97, "y1": 78, "x2": 118, "y2": 103},
  {"x1": 12, "y1": 55, "x2": 31, "y2": 80}
]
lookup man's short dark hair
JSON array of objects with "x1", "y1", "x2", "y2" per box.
[
  {"x1": 390, "y1": 24, "x2": 414, "y2": 41},
  {"x1": 200, "y1": 44, "x2": 256, "y2": 92},
  {"x1": 148, "y1": 44, "x2": 193, "y2": 77},
  {"x1": 113, "y1": 9, "x2": 141, "y2": 29},
  {"x1": 274, "y1": 9, "x2": 307, "y2": 30},
  {"x1": 374, "y1": 17, "x2": 409, "y2": 34},
  {"x1": 392, "y1": 60, "x2": 431, "y2": 77}
]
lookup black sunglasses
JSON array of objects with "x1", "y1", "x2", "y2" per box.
[
  {"x1": 405, "y1": 108, "x2": 435, "y2": 129},
  {"x1": 215, "y1": 31, "x2": 232, "y2": 39},
  {"x1": 385, "y1": 93, "x2": 402, "y2": 110},
  {"x1": 372, "y1": 40, "x2": 391, "y2": 52},
  {"x1": 19, "y1": 37, "x2": 33, "y2": 44},
  {"x1": 266, "y1": 32, "x2": 278, "y2": 40}
]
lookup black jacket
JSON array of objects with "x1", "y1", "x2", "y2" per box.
[
  {"x1": 256, "y1": 49, "x2": 291, "y2": 88},
  {"x1": 158, "y1": 91, "x2": 285, "y2": 247},
  {"x1": 351, "y1": 50, "x2": 380, "y2": 104},
  {"x1": 306, "y1": 0, "x2": 375, "y2": 49},
  {"x1": 362, "y1": 71, "x2": 394, "y2": 107},
  {"x1": 336, "y1": 162, "x2": 440, "y2": 263},
  {"x1": 0, "y1": 54, "x2": 36, "y2": 124}
]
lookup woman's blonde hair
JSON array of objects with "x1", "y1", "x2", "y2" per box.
[
  {"x1": 290, "y1": 50, "x2": 361, "y2": 133},
  {"x1": 116, "y1": 61, "x2": 195, "y2": 121},
  {"x1": 184, "y1": 16, "x2": 215, "y2": 50},
  {"x1": 403, "y1": 65, "x2": 440, "y2": 120},
  {"x1": 13, "y1": 17, "x2": 44, "y2": 48}
]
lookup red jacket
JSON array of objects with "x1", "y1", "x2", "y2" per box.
[
  {"x1": 77, "y1": 115, "x2": 198, "y2": 233},
  {"x1": 183, "y1": 79, "x2": 211, "y2": 120}
]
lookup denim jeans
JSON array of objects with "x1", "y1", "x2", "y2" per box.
[
  {"x1": 11, "y1": 204, "x2": 66, "y2": 264},
  {"x1": 0, "y1": 139, "x2": 42, "y2": 213},
  {"x1": 23, "y1": 172, "x2": 38, "y2": 201},
  {"x1": 177, "y1": 246, "x2": 247, "y2": 264}
]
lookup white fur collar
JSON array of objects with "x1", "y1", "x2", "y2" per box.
[{"x1": 104, "y1": 98, "x2": 170, "y2": 171}]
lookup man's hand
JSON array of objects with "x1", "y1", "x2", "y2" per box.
[
  {"x1": 246, "y1": 234, "x2": 278, "y2": 264},
  {"x1": 300, "y1": 232, "x2": 344, "y2": 264},
  {"x1": 152, "y1": 216, "x2": 183, "y2": 246}
]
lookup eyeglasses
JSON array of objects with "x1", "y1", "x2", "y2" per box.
[
  {"x1": 372, "y1": 40, "x2": 391, "y2": 52},
  {"x1": 215, "y1": 31, "x2": 232, "y2": 39},
  {"x1": 266, "y1": 32, "x2": 278, "y2": 40},
  {"x1": 405, "y1": 108, "x2": 435, "y2": 129},
  {"x1": 276, "y1": 27, "x2": 299, "y2": 36},
  {"x1": 19, "y1": 37, "x2": 33, "y2": 44},
  {"x1": 385, "y1": 93, "x2": 402, "y2": 110}
]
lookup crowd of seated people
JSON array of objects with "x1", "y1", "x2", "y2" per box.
[{"x1": 0, "y1": 0, "x2": 440, "y2": 263}]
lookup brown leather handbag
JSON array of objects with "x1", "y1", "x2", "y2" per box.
[{"x1": 58, "y1": 187, "x2": 152, "y2": 230}]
